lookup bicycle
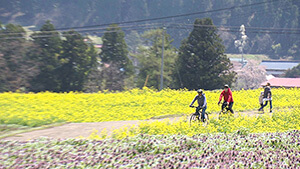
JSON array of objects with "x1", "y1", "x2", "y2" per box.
[
  {"x1": 218, "y1": 102, "x2": 234, "y2": 119},
  {"x1": 189, "y1": 106, "x2": 209, "y2": 126}
]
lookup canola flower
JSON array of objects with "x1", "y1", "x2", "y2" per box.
[
  {"x1": 1, "y1": 88, "x2": 300, "y2": 168},
  {"x1": 0, "y1": 87, "x2": 299, "y2": 127},
  {"x1": 107, "y1": 108, "x2": 300, "y2": 139}
]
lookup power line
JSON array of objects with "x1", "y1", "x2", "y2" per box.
[
  {"x1": 56, "y1": 0, "x2": 281, "y2": 31},
  {"x1": 1, "y1": 22, "x2": 300, "y2": 40},
  {"x1": 2, "y1": 21, "x2": 300, "y2": 40},
  {"x1": 0, "y1": 24, "x2": 164, "y2": 40},
  {"x1": 169, "y1": 25, "x2": 300, "y2": 35},
  {"x1": 0, "y1": 0, "x2": 281, "y2": 35},
  {"x1": 167, "y1": 0, "x2": 296, "y2": 29},
  {"x1": 170, "y1": 23, "x2": 300, "y2": 32},
  {"x1": 0, "y1": 23, "x2": 164, "y2": 37},
  {"x1": 0, "y1": 0, "x2": 294, "y2": 40},
  {"x1": 167, "y1": 0, "x2": 284, "y2": 24}
]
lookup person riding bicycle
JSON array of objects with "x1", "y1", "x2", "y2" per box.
[
  {"x1": 189, "y1": 89, "x2": 207, "y2": 122},
  {"x1": 218, "y1": 84, "x2": 234, "y2": 114}
]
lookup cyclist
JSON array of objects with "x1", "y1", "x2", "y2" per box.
[
  {"x1": 189, "y1": 89, "x2": 207, "y2": 122},
  {"x1": 218, "y1": 84, "x2": 234, "y2": 114}
]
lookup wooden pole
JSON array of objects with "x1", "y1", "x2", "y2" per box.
[{"x1": 144, "y1": 75, "x2": 150, "y2": 87}]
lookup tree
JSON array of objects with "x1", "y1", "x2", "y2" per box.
[
  {"x1": 30, "y1": 21, "x2": 62, "y2": 92},
  {"x1": 0, "y1": 23, "x2": 40, "y2": 92},
  {"x1": 234, "y1": 25, "x2": 248, "y2": 64},
  {"x1": 284, "y1": 64, "x2": 300, "y2": 78},
  {"x1": 100, "y1": 24, "x2": 134, "y2": 91},
  {"x1": 135, "y1": 28, "x2": 178, "y2": 89},
  {"x1": 175, "y1": 18, "x2": 236, "y2": 90},
  {"x1": 125, "y1": 30, "x2": 142, "y2": 76},
  {"x1": 57, "y1": 30, "x2": 97, "y2": 92},
  {"x1": 125, "y1": 31, "x2": 142, "y2": 54},
  {"x1": 1, "y1": 0, "x2": 300, "y2": 59},
  {"x1": 232, "y1": 60, "x2": 266, "y2": 90}
]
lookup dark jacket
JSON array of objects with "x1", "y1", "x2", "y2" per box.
[
  {"x1": 190, "y1": 94, "x2": 207, "y2": 108},
  {"x1": 263, "y1": 86, "x2": 272, "y2": 98}
]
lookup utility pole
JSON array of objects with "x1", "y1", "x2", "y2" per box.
[{"x1": 160, "y1": 27, "x2": 165, "y2": 91}]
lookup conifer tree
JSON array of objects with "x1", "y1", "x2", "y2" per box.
[
  {"x1": 285, "y1": 64, "x2": 300, "y2": 78},
  {"x1": 58, "y1": 30, "x2": 97, "y2": 92},
  {"x1": 135, "y1": 28, "x2": 177, "y2": 89},
  {"x1": 175, "y1": 18, "x2": 236, "y2": 90},
  {"x1": 31, "y1": 20, "x2": 62, "y2": 91},
  {"x1": 100, "y1": 24, "x2": 134, "y2": 91}
]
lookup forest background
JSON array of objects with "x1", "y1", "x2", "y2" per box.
[{"x1": 0, "y1": 0, "x2": 299, "y2": 92}]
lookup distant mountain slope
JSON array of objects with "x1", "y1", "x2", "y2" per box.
[{"x1": 0, "y1": 0, "x2": 299, "y2": 58}]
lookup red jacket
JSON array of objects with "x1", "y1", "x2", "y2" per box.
[{"x1": 219, "y1": 88, "x2": 234, "y2": 103}]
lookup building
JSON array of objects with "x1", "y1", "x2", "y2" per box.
[
  {"x1": 261, "y1": 78, "x2": 300, "y2": 88},
  {"x1": 260, "y1": 60, "x2": 300, "y2": 77}
]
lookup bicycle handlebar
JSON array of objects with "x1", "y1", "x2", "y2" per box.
[{"x1": 190, "y1": 105, "x2": 203, "y2": 109}]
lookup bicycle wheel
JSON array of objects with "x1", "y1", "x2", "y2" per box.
[
  {"x1": 189, "y1": 113, "x2": 200, "y2": 126},
  {"x1": 198, "y1": 113, "x2": 209, "y2": 126},
  {"x1": 218, "y1": 110, "x2": 233, "y2": 119},
  {"x1": 218, "y1": 111, "x2": 226, "y2": 120},
  {"x1": 203, "y1": 113, "x2": 209, "y2": 123}
]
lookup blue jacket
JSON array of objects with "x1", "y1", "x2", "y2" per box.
[{"x1": 190, "y1": 93, "x2": 207, "y2": 108}]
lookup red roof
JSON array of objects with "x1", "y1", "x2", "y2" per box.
[{"x1": 261, "y1": 78, "x2": 300, "y2": 87}]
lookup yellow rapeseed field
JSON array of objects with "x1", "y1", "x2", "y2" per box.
[
  {"x1": 106, "y1": 108, "x2": 300, "y2": 139},
  {"x1": 0, "y1": 88, "x2": 299, "y2": 128}
]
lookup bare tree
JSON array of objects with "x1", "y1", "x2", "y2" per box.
[
  {"x1": 0, "y1": 41, "x2": 40, "y2": 92},
  {"x1": 234, "y1": 25, "x2": 248, "y2": 65},
  {"x1": 232, "y1": 60, "x2": 266, "y2": 90}
]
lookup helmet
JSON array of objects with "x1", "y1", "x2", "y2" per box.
[
  {"x1": 197, "y1": 89, "x2": 203, "y2": 93},
  {"x1": 224, "y1": 84, "x2": 229, "y2": 88}
]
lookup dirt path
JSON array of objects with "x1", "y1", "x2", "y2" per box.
[
  {"x1": 2, "y1": 121, "x2": 140, "y2": 141},
  {"x1": 1, "y1": 111, "x2": 268, "y2": 141},
  {"x1": 1, "y1": 117, "x2": 182, "y2": 141}
]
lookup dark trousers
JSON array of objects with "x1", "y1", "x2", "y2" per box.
[
  {"x1": 259, "y1": 100, "x2": 272, "y2": 111},
  {"x1": 222, "y1": 102, "x2": 234, "y2": 114},
  {"x1": 196, "y1": 106, "x2": 207, "y2": 122}
]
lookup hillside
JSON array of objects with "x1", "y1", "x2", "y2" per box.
[{"x1": 0, "y1": 0, "x2": 299, "y2": 58}]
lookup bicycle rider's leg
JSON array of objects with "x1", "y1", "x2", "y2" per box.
[
  {"x1": 228, "y1": 102, "x2": 234, "y2": 114},
  {"x1": 196, "y1": 106, "x2": 201, "y2": 115},
  {"x1": 221, "y1": 102, "x2": 227, "y2": 112},
  {"x1": 201, "y1": 106, "x2": 207, "y2": 122}
]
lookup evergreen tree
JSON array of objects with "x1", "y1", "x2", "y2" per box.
[
  {"x1": 100, "y1": 24, "x2": 134, "y2": 91},
  {"x1": 0, "y1": 23, "x2": 39, "y2": 92},
  {"x1": 125, "y1": 31, "x2": 142, "y2": 54},
  {"x1": 284, "y1": 64, "x2": 300, "y2": 78},
  {"x1": 135, "y1": 28, "x2": 177, "y2": 89},
  {"x1": 31, "y1": 20, "x2": 62, "y2": 92},
  {"x1": 175, "y1": 18, "x2": 236, "y2": 90},
  {"x1": 58, "y1": 30, "x2": 97, "y2": 92}
]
